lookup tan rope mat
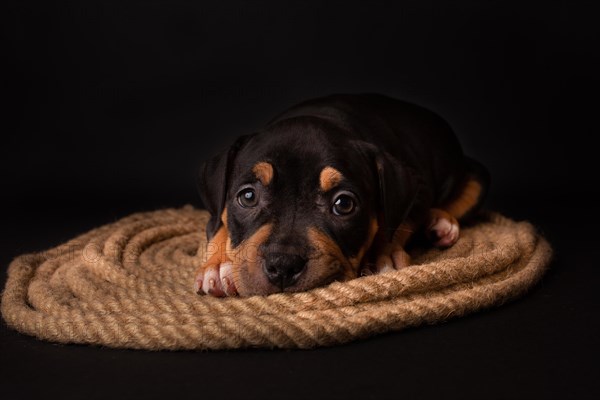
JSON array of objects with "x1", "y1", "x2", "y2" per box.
[{"x1": 1, "y1": 206, "x2": 552, "y2": 350}]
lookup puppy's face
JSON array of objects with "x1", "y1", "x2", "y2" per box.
[
  {"x1": 199, "y1": 120, "x2": 417, "y2": 296},
  {"x1": 225, "y1": 139, "x2": 378, "y2": 296}
]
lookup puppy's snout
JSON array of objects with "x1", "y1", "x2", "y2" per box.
[{"x1": 263, "y1": 252, "x2": 307, "y2": 289}]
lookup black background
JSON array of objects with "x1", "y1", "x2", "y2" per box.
[{"x1": 1, "y1": 1, "x2": 598, "y2": 399}]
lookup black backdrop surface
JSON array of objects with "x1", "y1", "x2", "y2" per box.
[{"x1": 1, "y1": 1, "x2": 598, "y2": 399}]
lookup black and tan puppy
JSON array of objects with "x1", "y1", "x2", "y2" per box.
[{"x1": 194, "y1": 94, "x2": 489, "y2": 297}]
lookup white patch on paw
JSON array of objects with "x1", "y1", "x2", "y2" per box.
[
  {"x1": 218, "y1": 261, "x2": 237, "y2": 296},
  {"x1": 429, "y1": 216, "x2": 460, "y2": 248},
  {"x1": 194, "y1": 261, "x2": 237, "y2": 297}
]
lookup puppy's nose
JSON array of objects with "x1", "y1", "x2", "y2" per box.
[{"x1": 263, "y1": 252, "x2": 307, "y2": 289}]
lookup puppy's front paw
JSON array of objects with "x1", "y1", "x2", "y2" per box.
[
  {"x1": 374, "y1": 247, "x2": 411, "y2": 274},
  {"x1": 427, "y1": 209, "x2": 459, "y2": 248},
  {"x1": 194, "y1": 261, "x2": 238, "y2": 297}
]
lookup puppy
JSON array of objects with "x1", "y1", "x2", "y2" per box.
[{"x1": 194, "y1": 94, "x2": 489, "y2": 297}]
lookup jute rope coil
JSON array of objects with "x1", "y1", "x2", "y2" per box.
[{"x1": 1, "y1": 206, "x2": 552, "y2": 350}]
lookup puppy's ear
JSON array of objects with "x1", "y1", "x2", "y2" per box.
[
  {"x1": 353, "y1": 141, "x2": 422, "y2": 241},
  {"x1": 198, "y1": 134, "x2": 254, "y2": 239}
]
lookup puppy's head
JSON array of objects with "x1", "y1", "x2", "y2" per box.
[{"x1": 198, "y1": 118, "x2": 418, "y2": 296}]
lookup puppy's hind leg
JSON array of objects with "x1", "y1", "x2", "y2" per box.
[
  {"x1": 427, "y1": 171, "x2": 488, "y2": 247},
  {"x1": 427, "y1": 208, "x2": 460, "y2": 248}
]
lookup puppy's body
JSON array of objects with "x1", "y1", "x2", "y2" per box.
[
  {"x1": 195, "y1": 94, "x2": 489, "y2": 297},
  {"x1": 269, "y1": 94, "x2": 467, "y2": 207}
]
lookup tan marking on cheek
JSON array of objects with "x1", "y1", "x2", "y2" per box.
[
  {"x1": 308, "y1": 227, "x2": 345, "y2": 260},
  {"x1": 319, "y1": 166, "x2": 343, "y2": 192},
  {"x1": 201, "y1": 207, "x2": 229, "y2": 262},
  {"x1": 349, "y1": 217, "x2": 379, "y2": 269},
  {"x1": 252, "y1": 162, "x2": 274, "y2": 186},
  {"x1": 307, "y1": 227, "x2": 354, "y2": 279},
  {"x1": 202, "y1": 226, "x2": 230, "y2": 265},
  {"x1": 226, "y1": 224, "x2": 273, "y2": 293}
]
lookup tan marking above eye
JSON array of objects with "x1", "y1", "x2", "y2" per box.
[
  {"x1": 252, "y1": 162, "x2": 274, "y2": 186},
  {"x1": 319, "y1": 167, "x2": 343, "y2": 192}
]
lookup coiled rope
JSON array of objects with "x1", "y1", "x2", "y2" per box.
[{"x1": 1, "y1": 206, "x2": 552, "y2": 350}]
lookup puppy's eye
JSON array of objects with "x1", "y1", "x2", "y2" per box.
[
  {"x1": 237, "y1": 188, "x2": 259, "y2": 208},
  {"x1": 332, "y1": 194, "x2": 355, "y2": 216}
]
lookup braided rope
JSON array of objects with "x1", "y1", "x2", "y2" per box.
[{"x1": 0, "y1": 206, "x2": 552, "y2": 350}]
